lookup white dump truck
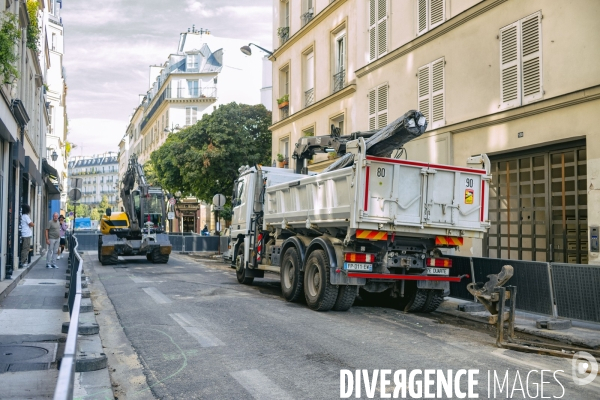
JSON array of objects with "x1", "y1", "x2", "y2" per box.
[{"x1": 229, "y1": 111, "x2": 490, "y2": 312}]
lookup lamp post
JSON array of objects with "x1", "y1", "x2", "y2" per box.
[
  {"x1": 240, "y1": 43, "x2": 276, "y2": 60},
  {"x1": 164, "y1": 124, "x2": 180, "y2": 136}
]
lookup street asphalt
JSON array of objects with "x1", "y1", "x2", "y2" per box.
[{"x1": 85, "y1": 252, "x2": 600, "y2": 400}]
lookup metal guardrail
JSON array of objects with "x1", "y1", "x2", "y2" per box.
[
  {"x1": 448, "y1": 256, "x2": 600, "y2": 323},
  {"x1": 54, "y1": 234, "x2": 83, "y2": 400}
]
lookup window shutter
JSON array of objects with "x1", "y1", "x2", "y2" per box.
[
  {"x1": 418, "y1": 64, "x2": 430, "y2": 125},
  {"x1": 368, "y1": 89, "x2": 376, "y2": 130},
  {"x1": 377, "y1": 84, "x2": 388, "y2": 128},
  {"x1": 417, "y1": 0, "x2": 427, "y2": 35},
  {"x1": 431, "y1": 58, "x2": 444, "y2": 128},
  {"x1": 368, "y1": 0, "x2": 376, "y2": 61},
  {"x1": 377, "y1": 0, "x2": 387, "y2": 57},
  {"x1": 521, "y1": 12, "x2": 542, "y2": 103},
  {"x1": 186, "y1": 107, "x2": 191, "y2": 125},
  {"x1": 430, "y1": 0, "x2": 445, "y2": 29},
  {"x1": 499, "y1": 22, "x2": 520, "y2": 109}
]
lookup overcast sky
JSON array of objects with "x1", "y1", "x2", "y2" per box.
[{"x1": 62, "y1": 0, "x2": 272, "y2": 157}]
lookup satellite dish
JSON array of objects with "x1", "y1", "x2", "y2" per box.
[{"x1": 68, "y1": 188, "x2": 81, "y2": 202}]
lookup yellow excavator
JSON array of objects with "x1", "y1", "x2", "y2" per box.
[{"x1": 98, "y1": 154, "x2": 171, "y2": 265}]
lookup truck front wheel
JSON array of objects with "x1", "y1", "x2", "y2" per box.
[
  {"x1": 304, "y1": 250, "x2": 338, "y2": 311},
  {"x1": 280, "y1": 247, "x2": 303, "y2": 302},
  {"x1": 235, "y1": 244, "x2": 254, "y2": 285}
]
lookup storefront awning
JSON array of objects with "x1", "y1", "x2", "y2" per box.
[
  {"x1": 42, "y1": 159, "x2": 59, "y2": 178},
  {"x1": 24, "y1": 156, "x2": 42, "y2": 186},
  {"x1": 45, "y1": 176, "x2": 61, "y2": 200}
]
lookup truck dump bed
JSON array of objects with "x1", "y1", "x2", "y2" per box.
[{"x1": 264, "y1": 147, "x2": 490, "y2": 239}]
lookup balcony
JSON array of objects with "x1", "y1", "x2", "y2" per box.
[
  {"x1": 304, "y1": 88, "x2": 314, "y2": 108},
  {"x1": 333, "y1": 70, "x2": 345, "y2": 93},
  {"x1": 301, "y1": 10, "x2": 314, "y2": 27},
  {"x1": 277, "y1": 27, "x2": 289, "y2": 46},
  {"x1": 175, "y1": 87, "x2": 217, "y2": 100},
  {"x1": 280, "y1": 105, "x2": 289, "y2": 120}
]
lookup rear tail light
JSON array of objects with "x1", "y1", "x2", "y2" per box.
[
  {"x1": 426, "y1": 258, "x2": 452, "y2": 267},
  {"x1": 345, "y1": 253, "x2": 376, "y2": 263}
]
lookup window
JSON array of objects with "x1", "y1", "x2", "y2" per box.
[
  {"x1": 279, "y1": 1, "x2": 290, "y2": 45},
  {"x1": 186, "y1": 107, "x2": 198, "y2": 125},
  {"x1": 417, "y1": 0, "x2": 445, "y2": 36},
  {"x1": 187, "y1": 80, "x2": 199, "y2": 97},
  {"x1": 333, "y1": 30, "x2": 346, "y2": 93},
  {"x1": 330, "y1": 114, "x2": 344, "y2": 136},
  {"x1": 368, "y1": 84, "x2": 388, "y2": 130},
  {"x1": 500, "y1": 12, "x2": 542, "y2": 109},
  {"x1": 51, "y1": 33, "x2": 56, "y2": 51},
  {"x1": 368, "y1": 0, "x2": 388, "y2": 62},
  {"x1": 302, "y1": 126, "x2": 315, "y2": 137},
  {"x1": 186, "y1": 54, "x2": 199, "y2": 70},
  {"x1": 279, "y1": 65, "x2": 290, "y2": 119},
  {"x1": 303, "y1": 49, "x2": 315, "y2": 107},
  {"x1": 280, "y1": 137, "x2": 290, "y2": 168},
  {"x1": 418, "y1": 57, "x2": 445, "y2": 130}
]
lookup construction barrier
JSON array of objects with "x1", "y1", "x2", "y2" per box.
[
  {"x1": 551, "y1": 263, "x2": 600, "y2": 323},
  {"x1": 72, "y1": 232, "x2": 228, "y2": 253}
]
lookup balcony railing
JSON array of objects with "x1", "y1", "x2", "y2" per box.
[
  {"x1": 280, "y1": 105, "x2": 289, "y2": 120},
  {"x1": 333, "y1": 70, "x2": 345, "y2": 93},
  {"x1": 305, "y1": 88, "x2": 314, "y2": 107},
  {"x1": 301, "y1": 11, "x2": 314, "y2": 27},
  {"x1": 175, "y1": 87, "x2": 217, "y2": 99},
  {"x1": 278, "y1": 27, "x2": 290, "y2": 46}
]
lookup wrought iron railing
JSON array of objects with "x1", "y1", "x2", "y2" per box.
[
  {"x1": 301, "y1": 11, "x2": 314, "y2": 27},
  {"x1": 305, "y1": 88, "x2": 314, "y2": 107},
  {"x1": 175, "y1": 87, "x2": 217, "y2": 99},
  {"x1": 280, "y1": 105, "x2": 289, "y2": 119},
  {"x1": 278, "y1": 27, "x2": 289, "y2": 45},
  {"x1": 333, "y1": 70, "x2": 345, "y2": 93}
]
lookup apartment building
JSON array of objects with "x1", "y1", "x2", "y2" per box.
[
  {"x1": 269, "y1": 0, "x2": 600, "y2": 264},
  {"x1": 67, "y1": 153, "x2": 119, "y2": 207}
]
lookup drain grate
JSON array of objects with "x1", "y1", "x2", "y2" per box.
[
  {"x1": 38, "y1": 282, "x2": 57, "y2": 285},
  {"x1": 0, "y1": 344, "x2": 57, "y2": 374}
]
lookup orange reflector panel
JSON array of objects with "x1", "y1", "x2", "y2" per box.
[
  {"x1": 344, "y1": 253, "x2": 376, "y2": 263},
  {"x1": 356, "y1": 230, "x2": 388, "y2": 241},
  {"x1": 426, "y1": 258, "x2": 452, "y2": 267},
  {"x1": 435, "y1": 236, "x2": 464, "y2": 246}
]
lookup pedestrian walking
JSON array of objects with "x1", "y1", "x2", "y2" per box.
[
  {"x1": 45, "y1": 212, "x2": 61, "y2": 268},
  {"x1": 57, "y1": 215, "x2": 67, "y2": 259},
  {"x1": 19, "y1": 204, "x2": 34, "y2": 272}
]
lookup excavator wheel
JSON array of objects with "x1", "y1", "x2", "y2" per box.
[
  {"x1": 100, "y1": 253, "x2": 118, "y2": 266},
  {"x1": 151, "y1": 248, "x2": 169, "y2": 264}
]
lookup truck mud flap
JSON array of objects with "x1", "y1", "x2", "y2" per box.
[
  {"x1": 244, "y1": 268, "x2": 264, "y2": 278},
  {"x1": 330, "y1": 269, "x2": 366, "y2": 286},
  {"x1": 417, "y1": 280, "x2": 449, "y2": 291}
]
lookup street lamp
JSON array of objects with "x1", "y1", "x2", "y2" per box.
[
  {"x1": 240, "y1": 43, "x2": 276, "y2": 60},
  {"x1": 51, "y1": 150, "x2": 58, "y2": 161},
  {"x1": 164, "y1": 124, "x2": 180, "y2": 135}
]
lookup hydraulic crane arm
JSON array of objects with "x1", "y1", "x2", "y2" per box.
[{"x1": 120, "y1": 154, "x2": 151, "y2": 234}]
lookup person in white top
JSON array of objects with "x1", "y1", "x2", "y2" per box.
[{"x1": 20, "y1": 204, "x2": 34, "y2": 269}]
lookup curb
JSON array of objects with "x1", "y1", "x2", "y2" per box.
[
  {"x1": 76, "y1": 352, "x2": 108, "y2": 372},
  {"x1": 0, "y1": 256, "x2": 41, "y2": 302}
]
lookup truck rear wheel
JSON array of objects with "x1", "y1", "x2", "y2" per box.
[
  {"x1": 235, "y1": 244, "x2": 254, "y2": 285},
  {"x1": 333, "y1": 285, "x2": 357, "y2": 311},
  {"x1": 420, "y1": 290, "x2": 444, "y2": 313},
  {"x1": 304, "y1": 250, "x2": 338, "y2": 311},
  {"x1": 280, "y1": 247, "x2": 303, "y2": 302},
  {"x1": 403, "y1": 288, "x2": 429, "y2": 312}
]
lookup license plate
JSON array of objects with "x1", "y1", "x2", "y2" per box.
[
  {"x1": 344, "y1": 263, "x2": 373, "y2": 272},
  {"x1": 427, "y1": 267, "x2": 449, "y2": 276}
]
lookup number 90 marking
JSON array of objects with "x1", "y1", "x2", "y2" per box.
[{"x1": 466, "y1": 178, "x2": 474, "y2": 188}]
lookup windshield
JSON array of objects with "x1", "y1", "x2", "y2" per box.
[{"x1": 142, "y1": 193, "x2": 164, "y2": 229}]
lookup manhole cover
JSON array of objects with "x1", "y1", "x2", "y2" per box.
[
  {"x1": 38, "y1": 282, "x2": 57, "y2": 285},
  {"x1": 0, "y1": 346, "x2": 49, "y2": 363}
]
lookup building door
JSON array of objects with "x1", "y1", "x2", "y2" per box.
[
  {"x1": 182, "y1": 215, "x2": 195, "y2": 233},
  {"x1": 486, "y1": 141, "x2": 587, "y2": 263}
]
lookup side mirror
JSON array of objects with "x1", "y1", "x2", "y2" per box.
[{"x1": 106, "y1": 208, "x2": 112, "y2": 217}]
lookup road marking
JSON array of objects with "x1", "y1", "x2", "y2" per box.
[
  {"x1": 230, "y1": 369, "x2": 291, "y2": 400},
  {"x1": 169, "y1": 313, "x2": 225, "y2": 347},
  {"x1": 142, "y1": 287, "x2": 172, "y2": 304}
]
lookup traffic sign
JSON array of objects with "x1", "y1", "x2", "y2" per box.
[
  {"x1": 213, "y1": 193, "x2": 226, "y2": 207},
  {"x1": 68, "y1": 188, "x2": 81, "y2": 201},
  {"x1": 167, "y1": 212, "x2": 175, "y2": 220},
  {"x1": 169, "y1": 197, "x2": 176, "y2": 206}
]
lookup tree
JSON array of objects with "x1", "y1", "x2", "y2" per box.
[
  {"x1": 143, "y1": 161, "x2": 161, "y2": 187},
  {"x1": 67, "y1": 203, "x2": 90, "y2": 218},
  {"x1": 97, "y1": 195, "x2": 110, "y2": 218},
  {"x1": 152, "y1": 102, "x2": 272, "y2": 203},
  {"x1": 90, "y1": 208, "x2": 100, "y2": 220}
]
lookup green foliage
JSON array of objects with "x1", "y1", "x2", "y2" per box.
[
  {"x1": 67, "y1": 202, "x2": 90, "y2": 218},
  {"x1": 219, "y1": 204, "x2": 233, "y2": 222},
  {"x1": 151, "y1": 102, "x2": 272, "y2": 204},
  {"x1": 143, "y1": 161, "x2": 161, "y2": 187},
  {"x1": 276, "y1": 94, "x2": 289, "y2": 104},
  {"x1": 26, "y1": 0, "x2": 40, "y2": 52},
  {"x1": 0, "y1": 12, "x2": 21, "y2": 84},
  {"x1": 90, "y1": 208, "x2": 100, "y2": 221}
]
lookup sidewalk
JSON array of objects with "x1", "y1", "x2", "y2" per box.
[
  {"x1": 438, "y1": 297, "x2": 600, "y2": 349},
  {"x1": 0, "y1": 252, "x2": 68, "y2": 398}
]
